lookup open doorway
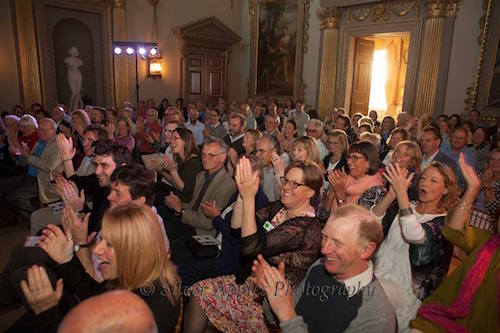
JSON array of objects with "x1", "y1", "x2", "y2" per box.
[{"x1": 350, "y1": 33, "x2": 410, "y2": 120}]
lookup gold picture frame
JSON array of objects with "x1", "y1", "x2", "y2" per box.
[
  {"x1": 248, "y1": 0, "x2": 310, "y2": 101},
  {"x1": 469, "y1": 0, "x2": 500, "y2": 119}
]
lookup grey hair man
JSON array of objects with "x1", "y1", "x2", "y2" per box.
[
  {"x1": 306, "y1": 119, "x2": 327, "y2": 160},
  {"x1": 255, "y1": 205, "x2": 397, "y2": 333}
]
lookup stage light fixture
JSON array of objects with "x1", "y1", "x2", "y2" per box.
[
  {"x1": 126, "y1": 47, "x2": 135, "y2": 55},
  {"x1": 138, "y1": 47, "x2": 146, "y2": 56},
  {"x1": 114, "y1": 47, "x2": 122, "y2": 55},
  {"x1": 150, "y1": 48, "x2": 158, "y2": 56}
]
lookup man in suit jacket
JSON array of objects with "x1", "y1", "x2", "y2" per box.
[
  {"x1": 165, "y1": 137, "x2": 236, "y2": 237},
  {"x1": 7, "y1": 118, "x2": 62, "y2": 224},
  {"x1": 419, "y1": 126, "x2": 456, "y2": 172}
]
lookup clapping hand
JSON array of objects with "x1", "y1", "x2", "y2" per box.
[
  {"x1": 165, "y1": 192, "x2": 182, "y2": 213},
  {"x1": 200, "y1": 200, "x2": 221, "y2": 220},
  {"x1": 327, "y1": 167, "x2": 347, "y2": 199},
  {"x1": 55, "y1": 176, "x2": 85, "y2": 212},
  {"x1": 383, "y1": 163, "x2": 413, "y2": 197},
  {"x1": 251, "y1": 255, "x2": 296, "y2": 323},
  {"x1": 271, "y1": 152, "x2": 285, "y2": 178},
  {"x1": 56, "y1": 133, "x2": 75, "y2": 161},
  {"x1": 162, "y1": 155, "x2": 176, "y2": 171},
  {"x1": 106, "y1": 122, "x2": 115, "y2": 139},
  {"x1": 235, "y1": 156, "x2": 259, "y2": 200},
  {"x1": 38, "y1": 224, "x2": 74, "y2": 264},
  {"x1": 459, "y1": 152, "x2": 481, "y2": 192},
  {"x1": 20, "y1": 265, "x2": 63, "y2": 315},
  {"x1": 20, "y1": 142, "x2": 31, "y2": 157},
  {"x1": 61, "y1": 207, "x2": 89, "y2": 245}
]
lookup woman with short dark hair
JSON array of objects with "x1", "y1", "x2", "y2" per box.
[{"x1": 327, "y1": 141, "x2": 385, "y2": 211}]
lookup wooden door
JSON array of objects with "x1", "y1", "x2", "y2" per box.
[
  {"x1": 186, "y1": 53, "x2": 225, "y2": 104},
  {"x1": 351, "y1": 38, "x2": 374, "y2": 115},
  {"x1": 206, "y1": 55, "x2": 224, "y2": 105},
  {"x1": 187, "y1": 53, "x2": 204, "y2": 103}
]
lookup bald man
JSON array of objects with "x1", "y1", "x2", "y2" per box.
[{"x1": 59, "y1": 290, "x2": 157, "y2": 333}]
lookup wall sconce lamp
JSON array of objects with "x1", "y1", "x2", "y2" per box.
[{"x1": 148, "y1": 57, "x2": 162, "y2": 78}]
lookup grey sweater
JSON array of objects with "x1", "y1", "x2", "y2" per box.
[{"x1": 277, "y1": 260, "x2": 397, "y2": 333}]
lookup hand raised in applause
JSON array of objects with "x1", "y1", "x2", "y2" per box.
[
  {"x1": 20, "y1": 265, "x2": 63, "y2": 315},
  {"x1": 56, "y1": 133, "x2": 75, "y2": 161},
  {"x1": 235, "y1": 156, "x2": 259, "y2": 200},
  {"x1": 38, "y1": 224, "x2": 74, "y2": 264},
  {"x1": 251, "y1": 255, "x2": 296, "y2": 323}
]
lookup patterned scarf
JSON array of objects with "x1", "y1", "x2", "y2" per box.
[
  {"x1": 418, "y1": 234, "x2": 500, "y2": 333},
  {"x1": 344, "y1": 173, "x2": 383, "y2": 205}
]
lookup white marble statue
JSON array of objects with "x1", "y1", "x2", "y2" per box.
[{"x1": 65, "y1": 46, "x2": 83, "y2": 111}]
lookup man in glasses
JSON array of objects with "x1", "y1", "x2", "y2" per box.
[{"x1": 164, "y1": 137, "x2": 235, "y2": 238}]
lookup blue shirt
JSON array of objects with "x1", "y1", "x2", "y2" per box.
[
  {"x1": 440, "y1": 144, "x2": 478, "y2": 187},
  {"x1": 27, "y1": 140, "x2": 48, "y2": 177}
]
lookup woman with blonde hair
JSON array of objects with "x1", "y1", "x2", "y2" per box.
[
  {"x1": 290, "y1": 135, "x2": 323, "y2": 170},
  {"x1": 32, "y1": 204, "x2": 181, "y2": 332},
  {"x1": 113, "y1": 115, "x2": 135, "y2": 152},
  {"x1": 323, "y1": 129, "x2": 349, "y2": 173},
  {"x1": 372, "y1": 161, "x2": 459, "y2": 331},
  {"x1": 71, "y1": 109, "x2": 91, "y2": 137}
]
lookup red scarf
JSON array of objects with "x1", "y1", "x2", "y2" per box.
[{"x1": 418, "y1": 234, "x2": 500, "y2": 333}]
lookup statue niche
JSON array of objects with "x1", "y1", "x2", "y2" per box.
[{"x1": 53, "y1": 19, "x2": 96, "y2": 109}]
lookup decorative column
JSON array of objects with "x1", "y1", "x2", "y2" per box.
[
  {"x1": 112, "y1": 0, "x2": 129, "y2": 106},
  {"x1": 413, "y1": 0, "x2": 457, "y2": 117},
  {"x1": 14, "y1": 0, "x2": 43, "y2": 107},
  {"x1": 317, "y1": 7, "x2": 340, "y2": 121}
]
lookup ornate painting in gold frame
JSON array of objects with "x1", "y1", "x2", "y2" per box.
[
  {"x1": 248, "y1": 0, "x2": 309, "y2": 101},
  {"x1": 469, "y1": 0, "x2": 500, "y2": 118}
]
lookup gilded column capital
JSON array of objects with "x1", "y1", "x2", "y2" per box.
[
  {"x1": 425, "y1": 0, "x2": 446, "y2": 18},
  {"x1": 113, "y1": 0, "x2": 126, "y2": 9},
  {"x1": 317, "y1": 7, "x2": 340, "y2": 30},
  {"x1": 425, "y1": 0, "x2": 459, "y2": 18}
]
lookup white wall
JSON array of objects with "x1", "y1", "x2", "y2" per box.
[
  {"x1": 125, "y1": 0, "x2": 245, "y2": 105},
  {"x1": 442, "y1": 0, "x2": 483, "y2": 115},
  {"x1": 0, "y1": 0, "x2": 21, "y2": 111}
]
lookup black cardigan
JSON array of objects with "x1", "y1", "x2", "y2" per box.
[{"x1": 35, "y1": 257, "x2": 180, "y2": 332}]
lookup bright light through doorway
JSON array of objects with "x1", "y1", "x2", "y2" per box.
[{"x1": 368, "y1": 49, "x2": 388, "y2": 112}]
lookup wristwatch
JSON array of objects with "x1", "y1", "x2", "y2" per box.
[
  {"x1": 74, "y1": 244, "x2": 89, "y2": 253},
  {"x1": 337, "y1": 199, "x2": 345, "y2": 205},
  {"x1": 399, "y1": 207, "x2": 414, "y2": 217},
  {"x1": 175, "y1": 208, "x2": 185, "y2": 217}
]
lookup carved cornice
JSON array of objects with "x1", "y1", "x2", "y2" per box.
[
  {"x1": 317, "y1": 7, "x2": 340, "y2": 30},
  {"x1": 344, "y1": 1, "x2": 420, "y2": 25},
  {"x1": 173, "y1": 16, "x2": 241, "y2": 51}
]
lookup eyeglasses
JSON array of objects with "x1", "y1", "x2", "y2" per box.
[
  {"x1": 306, "y1": 128, "x2": 318, "y2": 133},
  {"x1": 347, "y1": 154, "x2": 366, "y2": 162},
  {"x1": 202, "y1": 152, "x2": 224, "y2": 159},
  {"x1": 281, "y1": 177, "x2": 305, "y2": 190}
]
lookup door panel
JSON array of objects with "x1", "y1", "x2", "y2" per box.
[
  {"x1": 187, "y1": 53, "x2": 225, "y2": 104},
  {"x1": 351, "y1": 38, "x2": 374, "y2": 115}
]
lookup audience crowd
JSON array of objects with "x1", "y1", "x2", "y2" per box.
[{"x1": 1, "y1": 98, "x2": 500, "y2": 332}]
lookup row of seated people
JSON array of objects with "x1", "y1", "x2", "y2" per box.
[{"x1": 0, "y1": 101, "x2": 499, "y2": 332}]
